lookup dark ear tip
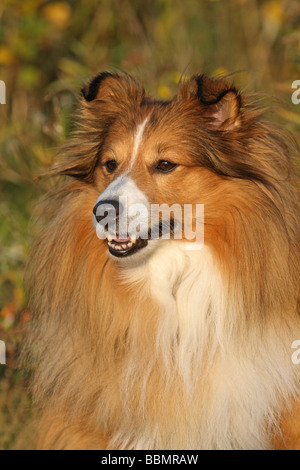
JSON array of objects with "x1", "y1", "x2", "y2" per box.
[
  {"x1": 81, "y1": 71, "x2": 115, "y2": 102},
  {"x1": 195, "y1": 74, "x2": 240, "y2": 107},
  {"x1": 81, "y1": 86, "x2": 88, "y2": 100}
]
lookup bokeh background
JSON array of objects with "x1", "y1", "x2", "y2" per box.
[{"x1": 0, "y1": 0, "x2": 299, "y2": 450}]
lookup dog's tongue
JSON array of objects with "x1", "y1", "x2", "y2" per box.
[{"x1": 113, "y1": 235, "x2": 131, "y2": 243}]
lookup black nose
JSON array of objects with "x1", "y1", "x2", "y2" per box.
[{"x1": 93, "y1": 199, "x2": 123, "y2": 224}]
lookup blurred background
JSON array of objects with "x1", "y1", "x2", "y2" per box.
[{"x1": 0, "y1": 0, "x2": 299, "y2": 449}]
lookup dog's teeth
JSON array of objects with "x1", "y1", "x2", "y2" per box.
[{"x1": 108, "y1": 238, "x2": 135, "y2": 252}]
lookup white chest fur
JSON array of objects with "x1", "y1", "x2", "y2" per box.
[{"x1": 115, "y1": 242, "x2": 298, "y2": 449}]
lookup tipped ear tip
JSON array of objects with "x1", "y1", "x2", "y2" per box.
[
  {"x1": 190, "y1": 74, "x2": 242, "y2": 130},
  {"x1": 80, "y1": 71, "x2": 145, "y2": 105},
  {"x1": 195, "y1": 74, "x2": 240, "y2": 106},
  {"x1": 81, "y1": 71, "x2": 116, "y2": 102}
]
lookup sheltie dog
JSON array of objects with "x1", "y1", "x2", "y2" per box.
[{"x1": 24, "y1": 72, "x2": 300, "y2": 450}]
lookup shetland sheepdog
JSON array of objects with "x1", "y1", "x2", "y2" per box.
[{"x1": 24, "y1": 72, "x2": 300, "y2": 450}]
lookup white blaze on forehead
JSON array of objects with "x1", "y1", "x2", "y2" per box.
[{"x1": 129, "y1": 115, "x2": 150, "y2": 169}]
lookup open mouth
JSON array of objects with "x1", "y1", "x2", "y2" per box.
[
  {"x1": 106, "y1": 234, "x2": 148, "y2": 257},
  {"x1": 103, "y1": 220, "x2": 176, "y2": 258}
]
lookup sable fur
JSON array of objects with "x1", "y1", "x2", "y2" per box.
[{"x1": 22, "y1": 72, "x2": 300, "y2": 450}]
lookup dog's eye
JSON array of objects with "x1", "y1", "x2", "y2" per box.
[
  {"x1": 105, "y1": 160, "x2": 117, "y2": 173},
  {"x1": 155, "y1": 160, "x2": 177, "y2": 173}
]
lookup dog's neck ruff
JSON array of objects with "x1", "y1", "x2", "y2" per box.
[{"x1": 110, "y1": 242, "x2": 299, "y2": 450}]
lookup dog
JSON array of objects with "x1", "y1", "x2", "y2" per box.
[{"x1": 24, "y1": 71, "x2": 300, "y2": 449}]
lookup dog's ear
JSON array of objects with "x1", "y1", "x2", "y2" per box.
[
  {"x1": 81, "y1": 71, "x2": 145, "y2": 109},
  {"x1": 178, "y1": 74, "x2": 242, "y2": 131},
  {"x1": 50, "y1": 73, "x2": 146, "y2": 182}
]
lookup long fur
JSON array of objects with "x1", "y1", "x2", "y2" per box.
[{"x1": 22, "y1": 72, "x2": 300, "y2": 450}]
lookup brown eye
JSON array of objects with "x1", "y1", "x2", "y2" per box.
[
  {"x1": 155, "y1": 160, "x2": 177, "y2": 173},
  {"x1": 105, "y1": 160, "x2": 117, "y2": 173}
]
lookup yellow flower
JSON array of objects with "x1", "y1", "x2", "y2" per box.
[
  {"x1": 0, "y1": 46, "x2": 16, "y2": 66},
  {"x1": 212, "y1": 67, "x2": 229, "y2": 77},
  {"x1": 172, "y1": 71, "x2": 190, "y2": 84},
  {"x1": 262, "y1": 0, "x2": 285, "y2": 25},
  {"x1": 158, "y1": 85, "x2": 172, "y2": 100},
  {"x1": 41, "y1": 2, "x2": 72, "y2": 30}
]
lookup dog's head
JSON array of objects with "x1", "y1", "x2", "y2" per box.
[{"x1": 57, "y1": 72, "x2": 254, "y2": 263}]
